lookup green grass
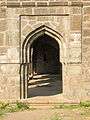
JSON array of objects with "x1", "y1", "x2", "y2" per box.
[
  {"x1": 0, "y1": 101, "x2": 90, "y2": 118},
  {"x1": 79, "y1": 101, "x2": 90, "y2": 108},
  {"x1": 0, "y1": 101, "x2": 31, "y2": 117},
  {"x1": 0, "y1": 110, "x2": 5, "y2": 117},
  {"x1": 16, "y1": 102, "x2": 29, "y2": 110},
  {"x1": 53, "y1": 101, "x2": 90, "y2": 110}
]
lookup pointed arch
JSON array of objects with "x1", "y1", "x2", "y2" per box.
[
  {"x1": 20, "y1": 25, "x2": 66, "y2": 99},
  {"x1": 21, "y1": 25, "x2": 65, "y2": 63}
]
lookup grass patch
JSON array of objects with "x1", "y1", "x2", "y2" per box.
[
  {"x1": 53, "y1": 101, "x2": 90, "y2": 110},
  {"x1": 54, "y1": 104, "x2": 79, "y2": 110},
  {"x1": 0, "y1": 101, "x2": 90, "y2": 118},
  {"x1": 79, "y1": 101, "x2": 90, "y2": 108},
  {"x1": 0, "y1": 101, "x2": 32, "y2": 117},
  {"x1": 16, "y1": 102, "x2": 29, "y2": 111},
  {"x1": 0, "y1": 110, "x2": 5, "y2": 117}
]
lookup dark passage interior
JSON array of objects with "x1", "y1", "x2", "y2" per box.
[{"x1": 28, "y1": 34, "x2": 62, "y2": 98}]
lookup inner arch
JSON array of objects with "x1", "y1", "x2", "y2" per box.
[
  {"x1": 31, "y1": 34, "x2": 61, "y2": 75},
  {"x1": 28, "y1": 33, "x2": 62, "y2": 98}
]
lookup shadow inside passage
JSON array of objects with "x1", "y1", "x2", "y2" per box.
[
  {"x1": 26, "y1": 34, "x2": 63, "y2": 98},
  {"x1": 27, "y1": 74, "x2": 63, "y2": 98}
]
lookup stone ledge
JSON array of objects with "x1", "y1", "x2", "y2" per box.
[{"x1": 0, "y1": 1, "x2": 83, "y2": 7}]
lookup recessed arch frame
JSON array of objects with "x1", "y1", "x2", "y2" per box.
[{"x1": 20, "y1": 25, "x2": 66, "y2": 99}]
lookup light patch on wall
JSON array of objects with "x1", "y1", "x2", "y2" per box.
[
  {"x1": 69, "y1": 33, "x2": 81, "y2": 63},
  {"x1": 7, "y1": 48, "x2": 19, "y2": 63}
]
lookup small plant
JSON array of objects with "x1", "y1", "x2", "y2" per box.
[
  {"x1": 79, "y1": 101, "x2": 90, "y2": 108},
  {"x1": 0, "y1": 101, "x2": 30, "y2": 117},
  {"x1": 53, "y1": 101, "x2": 90, "y2": 110},
  {"x1": 0, "y1": 110, "x2": 5, "y2": 117},
  {"x1": 0, "y1": 102, "x2": 9, "y2": 110},
  {"x1": 63, "y1": 104, "x2": 79, "y2": 109},
  {"x1": 16, "y1": 102, "x2": 29, "y2": 110},
  {"x1": 54, "y1": 103, "x2": 79, "y2": 110}
]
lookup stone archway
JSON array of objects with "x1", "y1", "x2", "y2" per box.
[{"x1": 20, "y1": 25, "x2": 66, "y2": 99}]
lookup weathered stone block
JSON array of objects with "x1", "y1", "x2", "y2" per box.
[
  {"x1": 49, "y1": 2, "x2": 68, "y2": 6},
  {"x1": 69, "y1": 47, "x2": 81, "y2": 63},
  {"x1": 70, "y1": 33, "x2": 81, "y2": 42},
  {"x1": 70, "y1": 15, "x2": 81, "y2": 31},
  {"x1": 37, "y1": 16, "x2": 49, "y2": 21},
  {"x1": 22, "y1": 2, "x2": 35, "y2": 7},
  {"x1": 0, "y1": 20, "x2": 7, "y2": 32},
  {"x1": 7, "y1": 8, "x2": 18, "y2": 19},
  {"x1": 70, "y1": 7, "x2": 81, "y2": 14},
  {"x1": 83, "y1": 38, "x2": 90, "y2": 45},
  {"x1": 7, "y1": 48, "x2": 19, "y2": 63},
  {"x1": 84, "y1": 7, "x2": 90, "y2": 14},
  {"x1": 34, "y1": 7, "x2": 66, "y2": 15},
  {"x1": 37, "y1": 2, "x2": 47, "y2": 6},
  {"x1": 68, "y1": 64, "x2": 82, "y2": 76},
  {"x1": 84, "y1": 15, "x2": 90, "y2": 21},
  {"x1": 0, "y1": 47, "x2": 7, "y2": 55},
  {"x1": 83, "y1": 29, "x2": 90, "y2": 37},
  {"x1": 83, "y1": 22, "x2": 90, "y2": 28},
  {"x1": 0, "y1": 8, "x2": 6, "y2": 18},
  {"x1": 71, "y1": 2, "x2": 83, "y2": 7},
  {"x1": 6, "y1": 31, "x2": 19, "y2": 46},
  {"x1": 0, "y1": 33, "x2": 4, "y2": 46},
  {"x1": 15, "y1": 8, "x2": 24, "y2": 15},
  {"x1": 0, "y1": 64, "x2": 19, "y2": 75},
  {"x1": 22, "y1": 25, "x2": 32, "y2": 36},
  {"x1": 34, "y1": 8, "x2": 50, "y2": 15},
  {"x1": 7, "y1": 2, "x2": 20, "y2": 7},
  {"x1": 0, "y1": 47, "x2": 19, "y2": 63},
  {"x1": 23, "y1": 8, "x2": 32, "y2": 14},
  {"x1": 7, "y1": 77, "x2": 20, "y2": 99}
]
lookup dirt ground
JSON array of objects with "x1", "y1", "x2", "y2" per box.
[{"x1": 1, "y1": 107, "x2": 90, "y2": 120}]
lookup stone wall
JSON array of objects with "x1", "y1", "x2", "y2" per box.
[{"x1": 0, "y1": 0, "x2": 90, "y2": 102}]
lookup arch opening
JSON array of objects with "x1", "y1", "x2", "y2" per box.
[
  {"x1": 31, "y1": 34, "x2": 61, "y2": 75},
  {"x1": 20, "y1": 25, "x2": 64, "y2": 99},
  {"x1": 28, "y1": 34, "x2": 62, "y2": 98}
]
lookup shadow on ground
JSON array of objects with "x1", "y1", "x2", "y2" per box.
[{"x1": 27, "y1": 74, "x2": 62, "y2": 98}]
